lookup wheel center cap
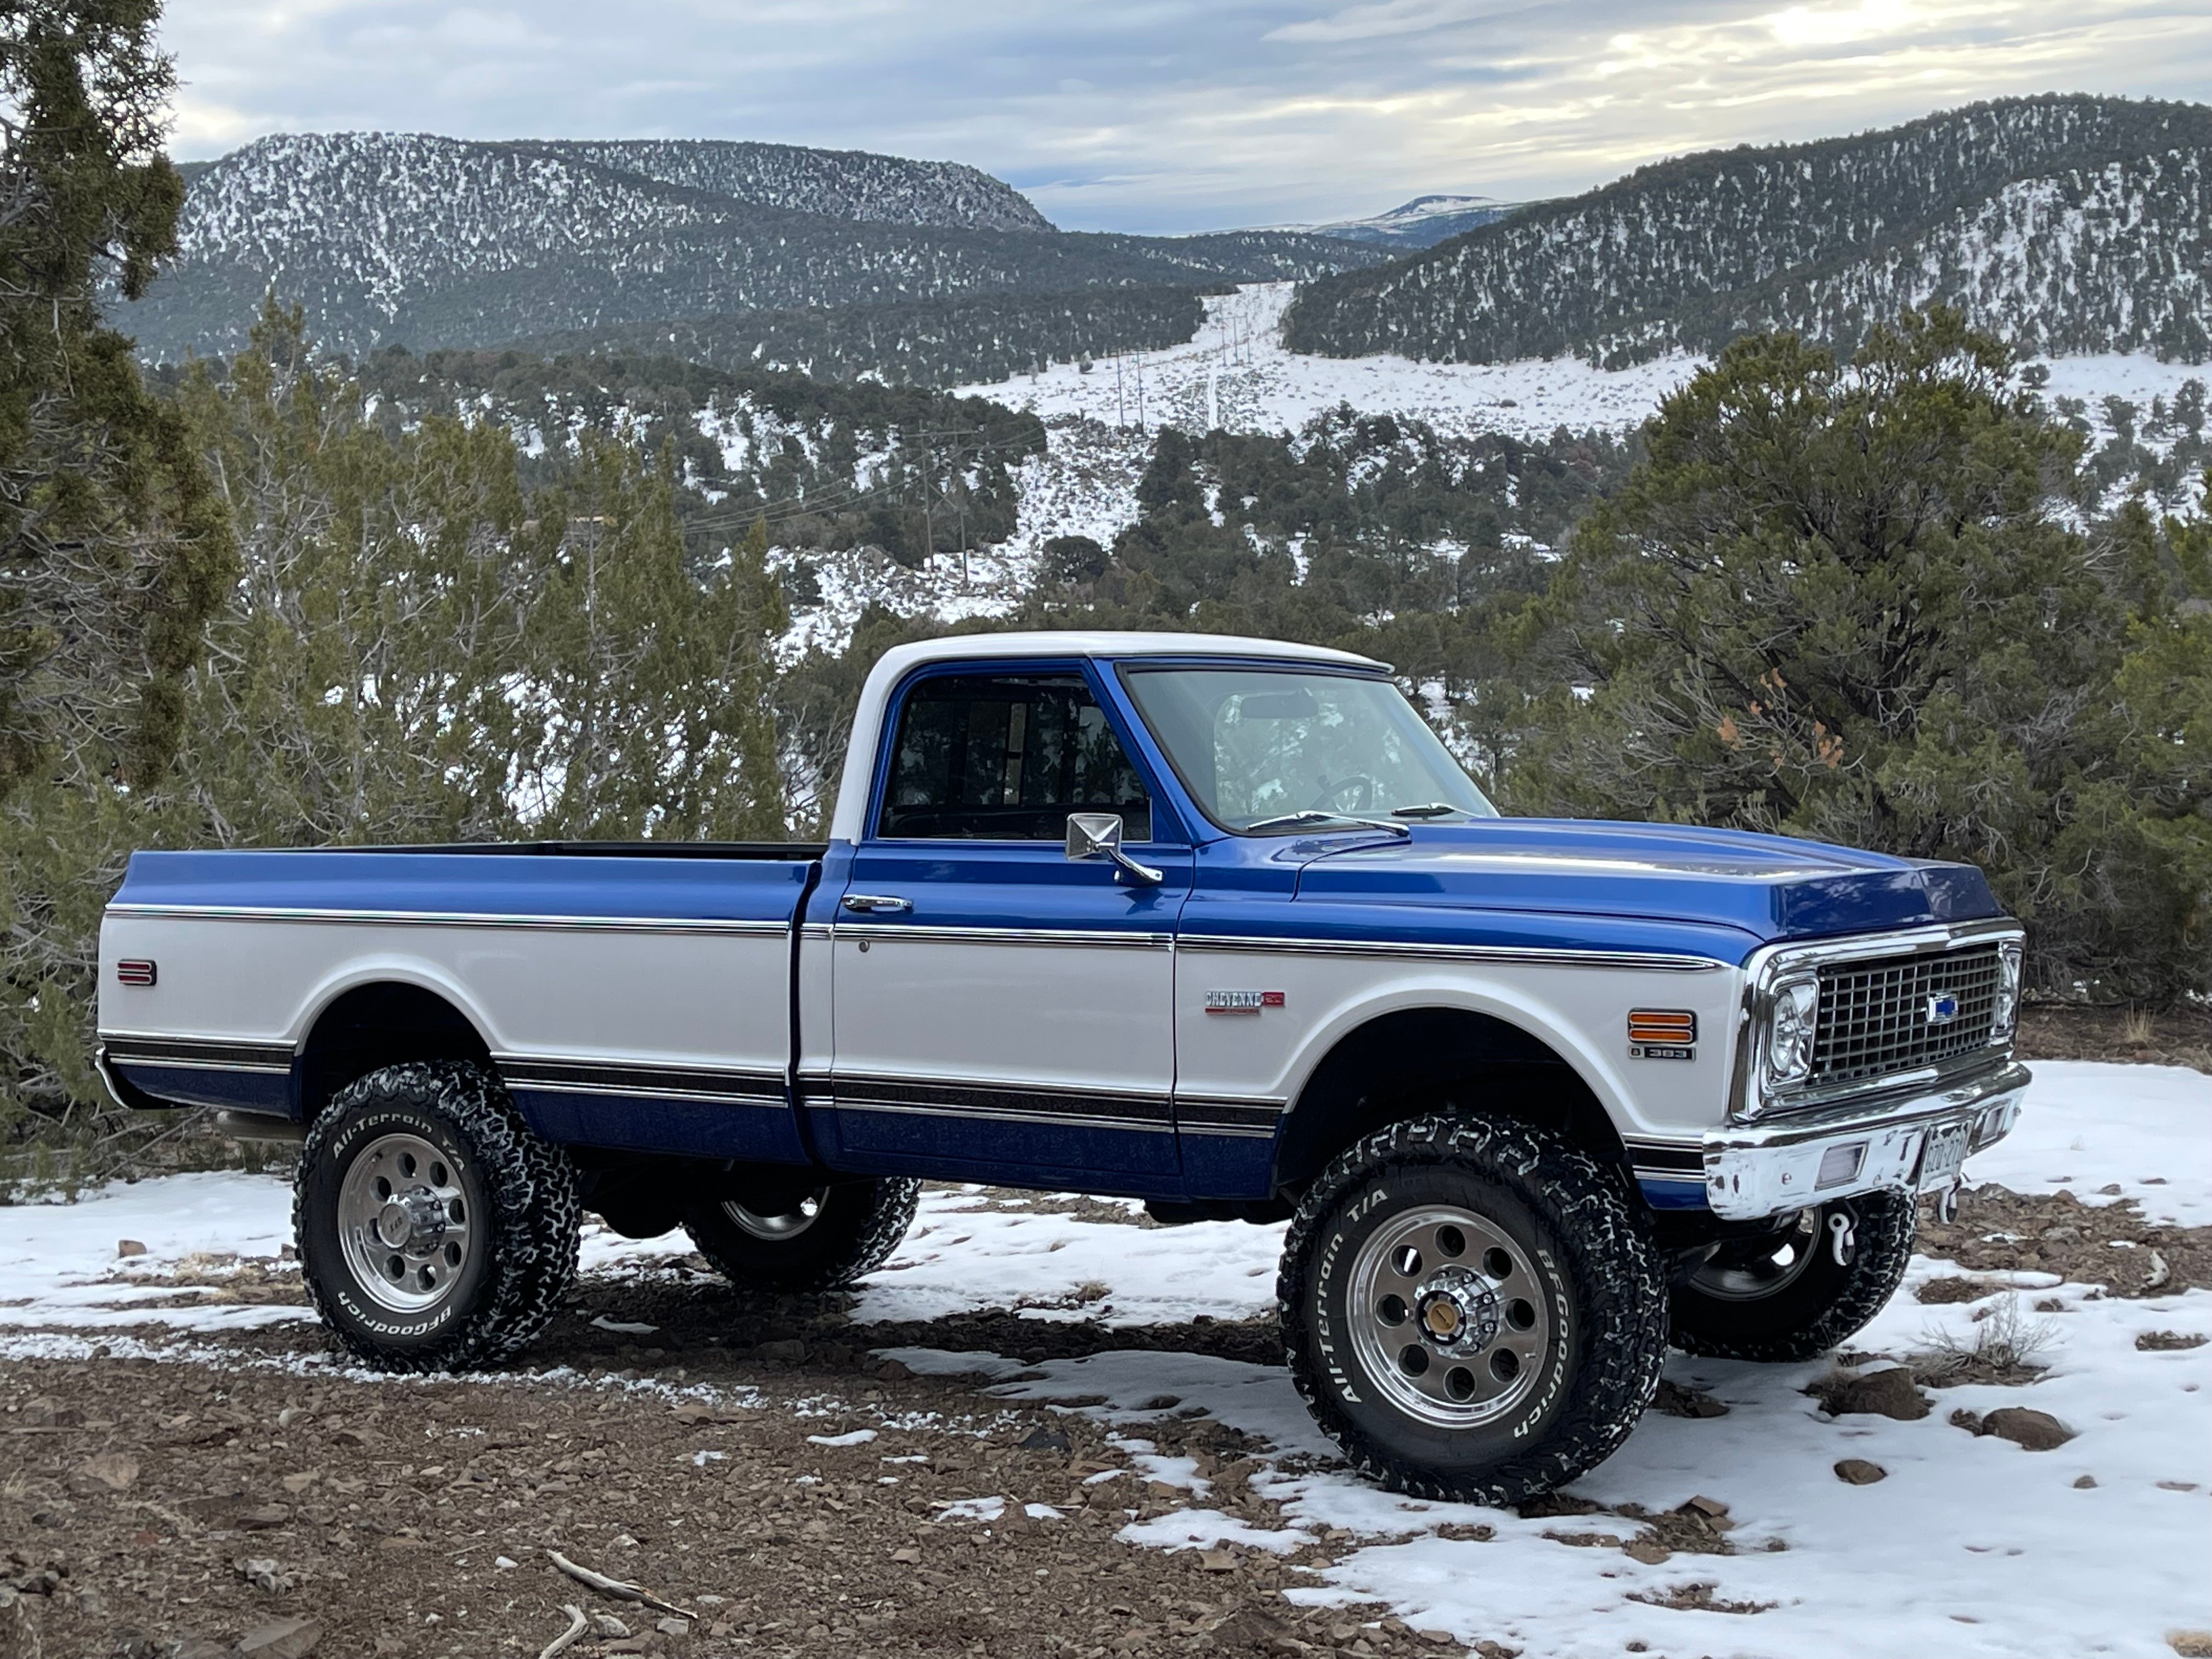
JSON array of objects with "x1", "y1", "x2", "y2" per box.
[
  {"x1": 1413, "y1": 1265, "x2": 1500, "y2": 1351},
  {"x1": 375, "y1": 1192, "x2": 444, "y2": 1252}
]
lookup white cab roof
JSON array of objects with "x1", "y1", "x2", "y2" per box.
[{"x1": 827, "y1": 630, "x2": 1388, "y2": 843}]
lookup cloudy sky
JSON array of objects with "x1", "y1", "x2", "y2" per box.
[{"x1": 157, "y1": 0, "x2": 2210, "y2": 232}]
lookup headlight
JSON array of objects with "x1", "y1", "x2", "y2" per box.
[
  {"x1": 1990, "y1": 943, "x2": 2023, "y2": 1046},
  {"x1": 1766, "y1": 979, "x2": 1820, "y2": 1086}
]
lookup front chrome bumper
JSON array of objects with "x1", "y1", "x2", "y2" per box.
[{"x1": 1702, "y1": 1060, "x2": 2029, "y2": 1221}]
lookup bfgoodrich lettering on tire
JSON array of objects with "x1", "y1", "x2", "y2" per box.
[
  {"x1": 296, "y1": 1061, "x2": 579, "y2": 1372},
  {"x1": 1279, "y1": 1114, "x2": 1668, "y2": 1504},
  {"x1": 1669, "y1": 1189, "x2": 1916, "y2": 1362}
]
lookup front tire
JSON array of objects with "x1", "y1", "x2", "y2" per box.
[
  {"x1": 1279, "y1": 1114, "x2": 1668, "y2": 1504},
  {"x1": 1668, "y1": 1190, "x2": 1915, "y2": 1362},
  {"x1": 684, "y1": 1174, "x2": 919, "y2": 1292},
  {"x1": 295, "y1": 1061, "x2": 580, "y2": 1373}
]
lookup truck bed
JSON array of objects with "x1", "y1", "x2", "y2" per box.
[{"x1": 99, "y1": 845, "x2": 825, "y2": 1163}]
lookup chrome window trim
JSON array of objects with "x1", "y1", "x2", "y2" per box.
[
  {"x1": 104, "y1": 902, "x2": 790, "y2": 938},
  {"x1": 831, "y1": 923, "x2": 1173, "y2": 949},
  {"x1": 1728, "y1": 917, "x2": 2026, "y2": 1123}
]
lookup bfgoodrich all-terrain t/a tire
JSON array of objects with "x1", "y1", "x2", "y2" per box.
[
  {"x1": 1668, "y1": 1189, "x2": 1917, "y2": 1363},
  {"x1": 1279, "y1": 1114, "x2": 1669, "y2": 1505},
  {"x1": 683, "y1": 1175, "x2": 921, "y2": 1293},
  {"x1": 295, "y1": 1061, "x2": 580, "y2": 1373}
]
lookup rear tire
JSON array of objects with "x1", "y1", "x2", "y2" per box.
[
  {"x1": 1668, "y1": 1190, "x2": 1916, "y2": 1362},
  {"x1": 1279, "y1": 1114, "x2": 1667, "y2": 1505},
  {"x1": 295, "y1": 1060, "x2": 579, "y2": 1373},
  {"x1": 684, "y1": 1175, "x2": 919, "y2": 1292}
]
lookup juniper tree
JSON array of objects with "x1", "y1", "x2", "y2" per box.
[
  {"x1": 1494, "y1": 309, "x2": 2205, "y2": 998},
  {"x1": 0, "y1": 0, "x2": 229, "y2": 793}
]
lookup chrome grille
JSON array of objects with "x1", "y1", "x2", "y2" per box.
[{"x1": 1810, "y1": 945, "x2": 2002, "y2": 1086}]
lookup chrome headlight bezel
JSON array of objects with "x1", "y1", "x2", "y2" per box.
[
  {"x1": 1764, "y1": 977, "x2": 1820, "y2": 1087},
  {"x1": 1990, "y1": 941, "x2": 2023, "y2": 1046}
]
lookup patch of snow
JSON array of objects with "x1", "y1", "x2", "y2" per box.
[
  {"x1": 848, "y1": 1186, "x2": 1282, "y2": 1327},
  {"x1": 958, "y1": 284, "x2": 1700, "y2": 446},
  {"x1": 1967, "y1": 1060, "x2": 2211, "y2": 1227},
  {"x1": 805, "y1": 1427, "x2": 880, "y2": 1447}
]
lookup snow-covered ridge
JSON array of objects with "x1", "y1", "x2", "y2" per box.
[
  {"x1": 1263, "y1": 194, "x2": 1522, "y2": 250},
  {"x1": 1287, "y1": 93, "x2": 2212, "y2": 366}
]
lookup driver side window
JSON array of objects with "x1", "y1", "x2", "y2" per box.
[{"x1": 878, "y1": 673, "x2": 1153, "y2": 841}]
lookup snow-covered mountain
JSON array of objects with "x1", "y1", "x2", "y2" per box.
[
  {"x1": 527, "y1": 139, "x2": 1053, "y2": 233},
  {"x1": 1291, "y1": 194, "x2": 1521, "y2": 249},
  {"x1": 125, "y1": 133, "x2": 1389, "y2": 362},
  {"x1": 1286, "y1": 94, "x2": 2212, "y2": 365}
]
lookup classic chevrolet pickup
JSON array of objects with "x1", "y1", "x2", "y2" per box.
[{"x1": 95, "y1": 631, "x2": 2028, "y2": 1500}]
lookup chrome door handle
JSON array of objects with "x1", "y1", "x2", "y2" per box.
[{"x1": 841, "y1": 894, "x2": 913, "y2": 914}]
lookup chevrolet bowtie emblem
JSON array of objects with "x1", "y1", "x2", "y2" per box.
[{"x1": 1926, "y1": 992, "x2": 1959, "y2": 1025}]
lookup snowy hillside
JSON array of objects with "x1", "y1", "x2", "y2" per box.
[
  {"x1": 122, "y1": 133, "x2": 1386, "y2": 362},
  {"x1": 1750, "y1": 148, "x2": 2208, "y2": 362},
  {"x1": 1286, "y1": 93, "x2": 2212, "y2": 365},
  {"x1": 535, "y1": 138, "x2": 1052, "y2": 233},
  {"x1": 732, "y1": 282, "x2": 2209, "y2": 659}
]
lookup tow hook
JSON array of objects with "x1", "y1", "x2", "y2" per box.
[
  {"x1": 1934, "y1": 1181, "x2": 1962, "y2": 1226},
  {"x1": 1827, "y1": 1210, "x2": 1857, "y2": 1268}
]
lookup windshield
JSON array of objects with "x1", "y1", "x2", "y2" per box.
[{"x1": 1121, "y1": 665, "x2": 1498, "y2": 833}]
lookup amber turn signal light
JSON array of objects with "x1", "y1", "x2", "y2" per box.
[{"x1": 1627, "y1": 1009, "x2": 1696, "y2": 1045}]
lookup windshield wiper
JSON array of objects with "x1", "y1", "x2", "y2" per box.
[
  {"x1": 1244, "y1": 809, "x2": 1412, "y2": 837},
  {"x1": 1389, "y1": 803, "x2": 1470, "y2": 819}
]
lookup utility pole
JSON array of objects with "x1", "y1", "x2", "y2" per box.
[{"x1": 919, "y1": 432, "x2": 934, "y2": 567}]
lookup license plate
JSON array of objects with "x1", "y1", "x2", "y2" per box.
[{"x1": 1917, "y1": 1120, "x2": 1970, "y2": 1187}]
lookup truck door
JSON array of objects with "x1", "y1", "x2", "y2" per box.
[{"x1": 824, "y1": 664, "x2": 1189, "y2": 1186}]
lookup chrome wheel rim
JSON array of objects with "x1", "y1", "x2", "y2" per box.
[
  {"x1": 1346, "y1": 1204, "x2": 1554, "y2": 1430},
  {"x1": 1690, "y1": 1209, "x2": 1822, "y2": 1302},
  {"x1": 723, "y1": 1187, "x2": 829, "y2": 1242},
  {"x1": 337, "y1": 1132, "x2": 475, "y2": 1314}
]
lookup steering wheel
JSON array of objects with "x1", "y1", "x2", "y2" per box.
[{"x1": 1311, "y1": 774, "x2": 1378, "y2": 813}]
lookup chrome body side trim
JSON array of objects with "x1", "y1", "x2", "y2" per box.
[
  {"x1": 816, "y1": 1097, "x2": 1179, "y2": 1136},
  {"x1": 1703, "y1": 1059, "x2": 2029, "y2": 1220},
  {"x1": 1176, "y1": 934, "x2": 1726, "y2": 973},
  {"x1": 1728, "y1": 918, "x2": 2027, "y2": 1122},
  {"x1": 104, "y1": 902, "x2": 791, "y2": 938},
  {"x1": 494, "y1": 1056, "x2": 786, "y2": 1105},
  {"x1": 100, "y1": 1033, "x2": 295, "y2": 1074}
]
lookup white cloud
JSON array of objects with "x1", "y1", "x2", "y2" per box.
[{"x1": 156, "y1": 0, "x2": 2210, "y2": 231}]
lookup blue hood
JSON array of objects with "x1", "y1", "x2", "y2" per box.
[{"x1": 1286, "y1": 818, "x2": 2005, "y2": 950}]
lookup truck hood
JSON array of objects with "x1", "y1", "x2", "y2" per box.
[{"x1": 1286, "y1": 818, "x2": 2005, "y2": 949}]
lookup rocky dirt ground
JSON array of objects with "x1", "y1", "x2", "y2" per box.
[
  {"x1": 3, "y1": 1177, "x2": 2205, "y2": 1659},
  {"x1": 2, "y1": 1014, "x2": 2204, "y2": 1659}
]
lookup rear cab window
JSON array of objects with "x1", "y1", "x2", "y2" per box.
[{"x1": 877, "y1": 673, "x2": 1153, "y2": 841}]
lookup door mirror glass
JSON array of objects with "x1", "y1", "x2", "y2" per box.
[{"x1": 1065, "y1": 811, "x2": 1125, "y2": 862}]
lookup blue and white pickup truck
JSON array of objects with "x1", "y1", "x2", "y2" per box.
[{"x1": 95, "y1": 631, "x2": 2028, "y2": 1501}]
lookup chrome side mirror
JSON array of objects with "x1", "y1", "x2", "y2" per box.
[{"x1": 1065, "y1": 812, "x2": 1164, "y2": 885}]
